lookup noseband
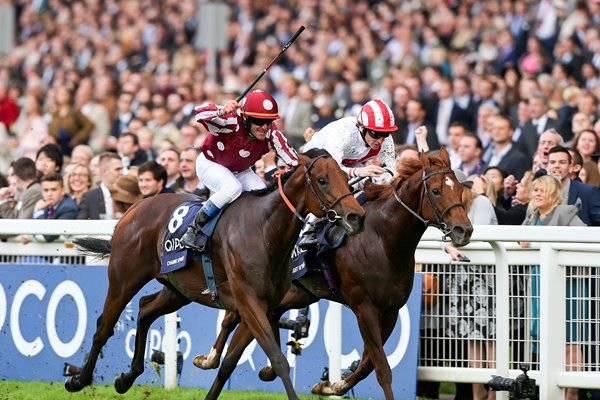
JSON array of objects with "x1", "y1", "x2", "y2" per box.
[
  {"x1": 276, "y1": 155, "x2": 353, "y2": 223},
  {"x1": 391, "y1": 168, "x2": 465, "y2": 239}
]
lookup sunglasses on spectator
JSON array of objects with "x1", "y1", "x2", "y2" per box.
[
  {"x1": 249, "y1": 117, "x2": 274, "y2": 127},
  {"x1": 366, "y1": 130, "x2": 391, "y2": 140}
]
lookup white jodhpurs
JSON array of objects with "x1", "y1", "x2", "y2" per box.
[{"x1": 196, "y1": 153, "x2": 266, "y2": 209}]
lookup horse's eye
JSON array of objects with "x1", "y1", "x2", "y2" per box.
[
  {"x1": 317, "y1": 178, "x2": 327, "y2": 185},
  {"x1": 432, "y1": 188, "x2": 441, "y2": 196}
]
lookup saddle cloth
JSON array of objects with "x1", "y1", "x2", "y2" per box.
[{"x1": 160, "y1": 201, "x2": 224, "y2": 274}]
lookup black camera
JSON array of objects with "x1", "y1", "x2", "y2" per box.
[
  {"x1": 279, "y1": 307, "x2": 310, "y2": 355},
  {"x1": 150, "y1": 349, "x2": 184, "y2": 378},
  {"x1": 487, "y1": 364, "x2": 537, "y2": 400}
]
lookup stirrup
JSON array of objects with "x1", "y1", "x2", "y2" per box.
[
  {"x1": 298, "y1": 232, "x2": 319, "y2": 251},
  {"x1": 181, "y1": 228, "x2": 205, "y2": 252}
]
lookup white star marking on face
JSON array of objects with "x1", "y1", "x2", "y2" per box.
[{"x1": 445, "y1": 176, "x2": 455, "y2": 189}]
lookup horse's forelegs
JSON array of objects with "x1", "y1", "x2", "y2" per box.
[
  {"x1": 238, "y1": 298, "x2": 299, "y2": 400},
  {"x1": 115, "y1": 287, "x2": 190, "y2": 394},
  {"x1": 204, "y1": 321, "x2": 254, "y2": 400},
  {"x1": 193, "y1": 311, "x2": 240, "y2": 370}
]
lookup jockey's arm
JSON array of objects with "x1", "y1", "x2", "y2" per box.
[
  {"x1": 194, "y1": 103, "x2": 238, "y2": 136},
  {"x1": 269, "y1": 129, "x2": 299, "y2": 167}
]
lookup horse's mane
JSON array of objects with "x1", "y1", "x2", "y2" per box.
[
  {"x1": 363, "y1": 151, "x2": 447, "y2": 201},
  {"x1": 249, "y1": 148, "x2": 332, "y2": 195}
]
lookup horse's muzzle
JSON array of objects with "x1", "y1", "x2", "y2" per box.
[
  {"x1": 449, "y1": 224, "x2": 472, "y2": 247},
  {"x1": 340, "y1": 212, "x2": 365, "y2": 236}
]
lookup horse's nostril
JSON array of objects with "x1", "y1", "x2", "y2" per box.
[
  {"x1": 452, "y1": 226, "x2": 466, "y2": 237},
  {"x1": 347, "y1": 213, "x2": 364, "y2": 226}
]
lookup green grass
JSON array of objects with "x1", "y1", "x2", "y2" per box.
[{"x1": 0, "y1": 380, "x2": 330, "y2": 400}]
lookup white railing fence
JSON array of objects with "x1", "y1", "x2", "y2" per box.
[{"x1": 1, "y1": 221, "x2": 599, "y2": 399}]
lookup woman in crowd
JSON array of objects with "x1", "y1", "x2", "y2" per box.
[
  {"x1": 570, "y1": 129, "x2": 600, "y2": 163},
  {"x1": 65, "y1": 163, "x2": 93, "y2": 206},
  {"x1": 579, "y1": 160, "x2": 600, "y2": 187},
  {"x1": 35, "y1": 143, "x2": 63, "y2": 177},
  {"x1": 47, "y1": 86, "x2": 94, "y2": 157},
  {"x1": 520, "y1": 174, "x2": 586, "y2": 400}
]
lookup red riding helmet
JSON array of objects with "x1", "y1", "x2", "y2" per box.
[
  {"x1": 241, "y1": 90, "x2": 281, "y2": 119},
  {"x1": 356, "y1": 99, "x2": 397, "y2": 132}
]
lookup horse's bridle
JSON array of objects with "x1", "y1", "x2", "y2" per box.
[
  {"x1": 391, "y1": 168, "x2": 465, "y2": 239},
  {"x1": 276, "y1": 155, "x2": 353, "y2": 223}
]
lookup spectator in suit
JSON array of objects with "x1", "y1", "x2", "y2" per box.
[
  {"x1": 427, "y1": 78, "x2": 472, "y2": 147},
  {"x1": 475, "y1": 103, "x2": 500, "y2": 149},
  {"x1": 547, "y1": 146, "x2": 600, "y2": 226},
  {"x1": 458, "y1": 133, "x2": 485, "y2": 177},
  {"x1": 0, "y1": 157, "x2": 42, "y2": 219},
  {"x1": 453, "y1": 76, "x2": 476, "y2": 120},
  {"x1": 179, "y1": 146, "x2": 209, "y2": 199},
  {"x1": 137, "y1": 160, "x2": 175, "y2": 198},
  {"x1": 484, "y1": 115, "x2": 531, "y2": 180},
  {"x1": 116, "y1": 132, "x2": 148, "y2": 172},
  {"x1": 77, "y1": 152, "x2": 123, "y2": 220},
  {"x1": 510, "y1": 100, "x2": 531, "y2": 145},
  {"x1": 533, "y1": 129, "x2": 564, "y2": 172},
  {"x1": 21, "y1": 172, "x2": 78, "y2": 244},
  {"x1": 110, "y1": 174, "x2": 142, "y2": 218},
  {"x1": 107, "y1": 91, "x2": 135, "y2": 149},
  {"x1": 278, "y1": 75, "x2": 314, "y2": 150},
  {"x1": 394, "y1": 98, "x2": 439, "y2": 149},
  {"x1": 136, "y1": 126, "x2": 157, "y2": 162},
  {"x1": 515, "y1": 92, "x2": 561, "y2": 157},
  {"x1": 447, "y1": 122, "x2": 468, "y2": 168},
  {"x1": 157, "y1": 147, "x2": 181, "y2": 190}
]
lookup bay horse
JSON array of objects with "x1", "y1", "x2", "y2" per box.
[
  {"x1": 194, "y1": 148, "x2": 473, "y2": 399},
  {"x1": 64, "y1": 149, "x2": 365, "y2": 400}
]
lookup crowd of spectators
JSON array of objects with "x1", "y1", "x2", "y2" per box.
[{"x1": 1, "y1": 0, "x2": 600, "y2": 398}]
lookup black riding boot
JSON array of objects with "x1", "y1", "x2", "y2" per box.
[
  {"x1": 298, "y1": 220, "x2": 322, "y2": 251},
  {"x1": 180, "y1": 210, "x2": 211, "y2": 252}
]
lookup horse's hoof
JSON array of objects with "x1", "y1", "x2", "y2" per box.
[
  {"x1": 258, "y1": 366, "x2": 276, "y2": 382},
  {"x1": 64, "y1": 376, "x2": 84, "y2": 392},
  {"x1": 193, "y1": 354, "x2": 218, "y2": 370},
  {"x1": 311, "y1": 380, "x2": 335, "y2": 395},
  {"x1": 114, "y1": 373, "x2": 132, "y2": 394}
]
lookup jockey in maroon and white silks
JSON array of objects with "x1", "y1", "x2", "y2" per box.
[
  {"x1": 180, "y1": 90, "x2": 298, "y2": 251},
  {"x1": 303, "y1": 99, "x2": 397, "y2": 181}
]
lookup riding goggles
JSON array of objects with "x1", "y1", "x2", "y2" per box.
[
  {"x1": 248, "y1": 117, "x2": 275, "y2": 127},
  {"x1": 366, "y1": 129, "x2": 391, "y2": 140}
]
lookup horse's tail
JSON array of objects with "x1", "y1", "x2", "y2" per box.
[{"x1": 73, "y1": 237, "x2": 112, "y2": 259}]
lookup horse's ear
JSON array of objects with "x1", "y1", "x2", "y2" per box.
[
  {"x1": 419, "y1": 150, "x2": 430, "y2": 169},
  {"x1": 438, "y1": 146, "x2": 450, "y2": 165}
]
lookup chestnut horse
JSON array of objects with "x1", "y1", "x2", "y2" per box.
[
  {"x1": 64, "y1": 149, "x2": 365, "y2": 400},
  {"x1": 195, "y1": 148, "x2": 473, "y2": 399}
]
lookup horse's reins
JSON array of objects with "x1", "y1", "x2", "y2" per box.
[
  {"x1": 391, "y1": 168, "x2": 465, "y2": 239},
  {"x1": 275, "y1": 155, "x2": 353, "y2": 223}
]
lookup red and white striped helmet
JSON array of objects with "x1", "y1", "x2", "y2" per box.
[
  {"x1": 357, "y1": 100, "x2": 397, "y2": 132},
  {"x1": 241, "y1": 90, "x2": 281, "y2": 119}
]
